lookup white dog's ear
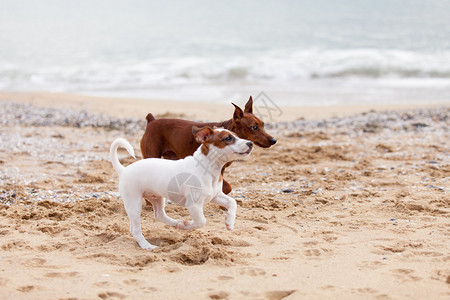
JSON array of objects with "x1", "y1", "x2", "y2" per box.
[{"x1": 192, "y1": 126, "x2": 214, "y2": 143}]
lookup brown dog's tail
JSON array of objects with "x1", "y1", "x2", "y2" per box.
[{"x1": 145, "y1": 113, "x2": 156, "y2": 123}]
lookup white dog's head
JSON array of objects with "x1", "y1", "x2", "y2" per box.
[{"x1": 192, "y1": 126, "x2": 253, "y2": 163}]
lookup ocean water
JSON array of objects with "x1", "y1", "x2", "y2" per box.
[{"x1": 1, "y1": 0, "x2": 450, "y2": 105}]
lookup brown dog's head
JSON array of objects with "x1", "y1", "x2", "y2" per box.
[{"x1": 231, "y1": 96, "x2": 276, "y2": 148}]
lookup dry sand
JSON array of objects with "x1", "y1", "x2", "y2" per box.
[{"x1": 0, "y1": 93, "x2": 449, "y2": 299}]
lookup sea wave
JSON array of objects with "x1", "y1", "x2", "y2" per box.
[{"x1": 1, "y1": 49, "x2": 450, "y2": 92}]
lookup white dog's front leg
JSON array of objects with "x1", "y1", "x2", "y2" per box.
[
  {"x1": 177, "y1": 205, "x2": 206, "y2": 230},
  {"x1": 212, "y1": 193, "x2": 237, "y2": 230}
]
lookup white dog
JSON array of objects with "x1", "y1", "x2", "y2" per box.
[{"x1": 110, "y1": 126, "x2": 253, "y2": 250}]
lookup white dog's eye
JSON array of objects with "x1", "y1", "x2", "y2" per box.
[{"x1": 224, "y1": 135, "x2": 233, "y2": 142}]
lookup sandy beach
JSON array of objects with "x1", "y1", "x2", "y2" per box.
[{"x1": 0, "y1": 93, "x2": 449, "y2": 299}]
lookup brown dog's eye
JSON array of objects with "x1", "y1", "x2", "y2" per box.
[{"x1": 252, "y1": 125, "x2": 258, "y2": 131}]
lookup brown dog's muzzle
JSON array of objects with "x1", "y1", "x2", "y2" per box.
[{"x1": 255, "y1": 137, "x2": 277, "y2": 148}]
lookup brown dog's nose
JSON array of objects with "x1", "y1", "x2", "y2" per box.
[
  {"x1": 246, "y1": 141, "x2": 253, "y2": 148},
  {"x1": 270, "y1": 138, "x2": 277, "y2": 145}
]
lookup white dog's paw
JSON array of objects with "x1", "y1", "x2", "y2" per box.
[
  {"x1": 225, "y1": 221, "x2": 234, "y2": 231},
  {"x1": 225, "y1": 215, "x2": 235, "y2": 230},
  {"x1": 176, "y1": 220, "x2": 192, "y2": 230},
  {"x1": 139, "y1": 240, "x2": 157, "y2": 250},
  {"x1": 170, "y1": 220, "x2": 182, "y2": 228}
]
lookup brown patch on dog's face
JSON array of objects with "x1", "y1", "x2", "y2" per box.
[
  {"x1": 201, "y1": 130, "x2": 236, "y2": 155},
  {"x1": 211, "y1": 130, "x2": 236, "y2": 148},
  {"x1": 231, "y1": 99, "x2": 276, "y2": 148},
  {"x1": 193, "y1": 127, "x2": 237, "y2": 156}
]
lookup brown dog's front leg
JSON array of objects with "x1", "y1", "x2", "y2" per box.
[
  {"x1": 222, "y1": 179, "x2": 232, "y2": 194},
  {"x1": 221, "y1": 162, "x2": 233, "y2": 194}
]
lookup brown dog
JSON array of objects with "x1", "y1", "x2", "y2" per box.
[{"x1": 140, "y1": 96, "x2": 276, "y2": 194}]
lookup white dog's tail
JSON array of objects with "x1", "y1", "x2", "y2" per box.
[{"x1": 110, "y1": 138, "x2": 136, "y2": 175}]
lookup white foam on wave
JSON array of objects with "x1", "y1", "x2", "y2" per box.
[{"x1": 1, "y1": 48, "x2": 450, "y2": 105}]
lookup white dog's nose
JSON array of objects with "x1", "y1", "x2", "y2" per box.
[{"x1": 246, "y1": 141, "x2": 253, "y2": 149}]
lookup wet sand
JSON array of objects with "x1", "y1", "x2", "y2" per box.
[
  {"x1": 0, "y1": 94, "x2": 449, "y2": 299},
  {"x1": 1, "y1": 91, "x2": 443, "y2": 121}
]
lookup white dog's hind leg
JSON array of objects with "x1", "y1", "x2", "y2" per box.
[
  {"x1": 145, "y1": 194, "x2": 182, "y2": 227},
  {"x1": 177, "y1": 205, "x2": 206, "y2": 230},
  {"x1": 122, "y1": 191, "x2": 156, "y2": 250},
  {"x1": 212, "y1": 193, "x2": 237, "y2": 230}
]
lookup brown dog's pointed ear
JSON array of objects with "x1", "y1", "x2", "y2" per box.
[
  {"x1": 244, "y1": 96, "x2": 253, "y2": 114},
  {"x1": 192, "y1": 126, "x2": 214, "y2": 143},
  {"x1": 232, "y1": 103, "x2": 244, "y2": 121}
]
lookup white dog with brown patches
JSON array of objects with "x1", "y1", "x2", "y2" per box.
[{"x1": 110, "y1": 126, "x2": 253, "y2": 250}]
